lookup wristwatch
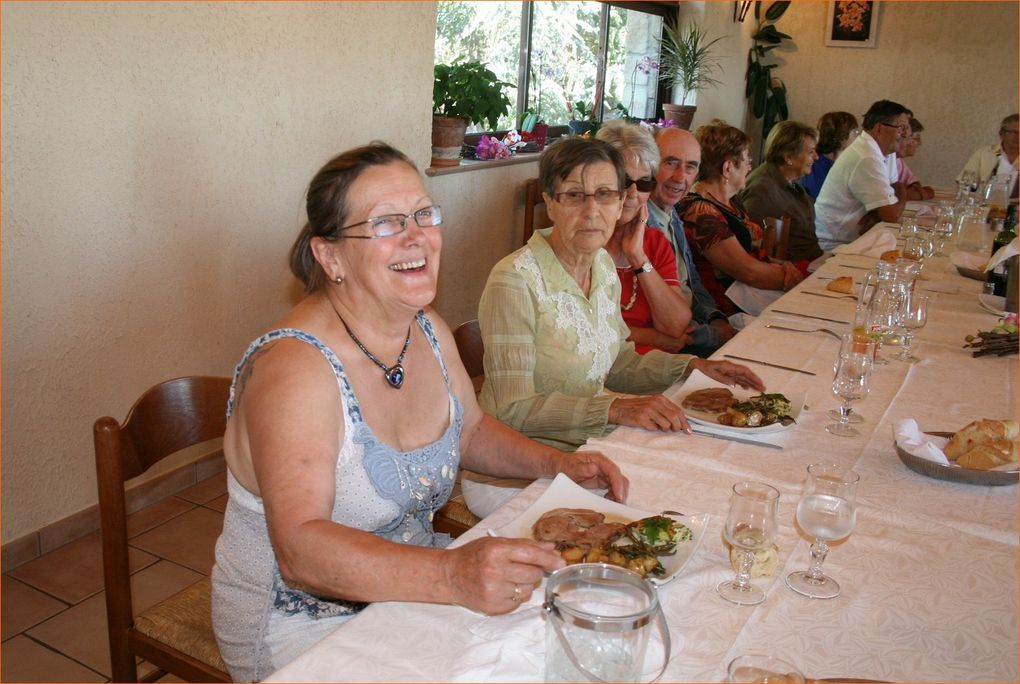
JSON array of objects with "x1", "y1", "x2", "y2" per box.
[{"x1": 633, "y1": 260, "x2": 653, "y2": 275}]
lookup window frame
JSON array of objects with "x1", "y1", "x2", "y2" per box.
[{"x1": 459, "y1": 0, "x2": 678, "y2": 147}]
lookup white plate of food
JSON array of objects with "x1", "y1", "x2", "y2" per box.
[
  {"x1": 492, "y1": 473, "x2": 708, "y2": 586},
  {"x1": 979, "y1": 293, "x2": 1007, "y2": 317},
  {"x1": 673, "y1": 374, "x2": 804, "y2": 435}
]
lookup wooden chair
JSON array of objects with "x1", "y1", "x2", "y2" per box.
[
  {"x1": 94, "y1": 376, "x2": 232, "y2": 682},
  {"x1": 432, "y1": 321, "x2": 485, "y2": 537},
  {"x1": 762, "y1": 214, "x2": 791, "y2": 261},
  {"x1": 522, "y1": 178, "x2": 553, "y2": 246}
]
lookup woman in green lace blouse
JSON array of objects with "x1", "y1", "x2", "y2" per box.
[{"x1": 477, "y1": 138, "x2": 764, "y2": 454}]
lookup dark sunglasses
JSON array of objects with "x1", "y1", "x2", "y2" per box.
[{"x1": 625, "y1": 177, "x2": 657, "y2": 192}]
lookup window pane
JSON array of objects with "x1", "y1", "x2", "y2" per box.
[
  {"x1": 604, "y1": 7, "x2": 663, "y2": 121},
  {"x1": 434, "y1": 1, "x2": 522, "y2": 131},
  {"x1": 529, "y1": 1, "x2": 602, "y2": 127}
]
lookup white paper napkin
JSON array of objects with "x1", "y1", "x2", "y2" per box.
[
  {"x1": 893, "y1": 419, "x2": 951, "y2": 464},
  {"x1": 833, "y1": 228, "x2": 898, "y2": 258},
  {"x1": 950, "y1": 250, "x2": 988, "y2": 270},
  {"x1": 724, "y1": 281, "x2": 784, "y2": 317},
  {"x1": 905, "y1": 203, "x2": 935, "y2": 217},
  {"x1": 985, "y1": 237, "x2": 1019, "y2": 272}
]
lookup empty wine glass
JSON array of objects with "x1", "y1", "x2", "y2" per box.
[
  {"x1": 895, "y1": 292, "x2": 928, "y2": 362},
  {"x1": 826, "y1": 348, "x2": 873, "y2": 437},
  {"x1": 727, "y1": 655, "x2": 805, "y2": 683},
  {"x1": 718, "y1": 481, "x2": 780, "y2": 606},
  {"x1": 826, "y1": 333, "x2": 875, "y2": 423},
  {"x1": 898, "y1": 216, "x2": 918, "y2": 240},
  {"x1": 932, "y1": 214, "x2": 954, "y2": 256},
  {"x1": 786, "y1": 464, "x2": 860, "y2": 599}
]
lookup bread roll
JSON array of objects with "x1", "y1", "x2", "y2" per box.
[
  {"x1": 826, "y1": 276, "x2": 855, "y2": 294},
  {"x1": 945, "y1": 420, "x2": 1013, "y2": 459},
  {"x1": 956, "y1": 443, "x2": 1012, "y2": 470},
  {"x1": 880, "y1": 250, "x2": 902, "y2": 262}
]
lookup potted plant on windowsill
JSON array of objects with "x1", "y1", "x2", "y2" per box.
[
  {"x1": 432, "y1": 60, "x2": 514, "y2": 167},
  {"x1": 567, "y1": 99, "x2": 597, "y2": 136},
  {"x1": 657, "y1": 18, "x2": 725, "y2": 130}
]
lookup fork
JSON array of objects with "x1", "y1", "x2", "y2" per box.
[{"x1": 765, "y1": 324, "x2": 843, "y2": 341}]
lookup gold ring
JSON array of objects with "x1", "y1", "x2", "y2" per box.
[{"x1": 512, "y1": 585, "x2": 522, "y2": 602}]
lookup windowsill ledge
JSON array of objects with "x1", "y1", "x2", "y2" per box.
[{"x1": 426, "y1": 151, "x2": 542, "y2": 177}]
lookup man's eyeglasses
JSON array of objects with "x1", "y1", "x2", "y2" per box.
[
  {"x1": 878, "y1": 121, "x2": 909, "y2": 134},
  {"x1": 553, "y1": 189, "x2": 623, "y2": 206},
  {"x1": 334, "y1": 205, "x2": 443, "y2": 239},
  {"x1": 625, "y1": 177, "x2": 657, "y2": 192}
]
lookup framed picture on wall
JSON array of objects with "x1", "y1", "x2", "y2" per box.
[{"x1": 825, "y1": 1, "x2": 879, "y2": 48}]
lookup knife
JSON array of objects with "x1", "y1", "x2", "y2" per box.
[
  {"x1": 690, "y1": 426, "x2": 783, "y2": 450},
  {"x1": 771, "y1": 309, "x2": 851, "y2": 325},
  {"x1": 800, "y1": 291, "x2": 856, "y2": 301},
  {"x1": 723, "y1": 354, "x2": 817, "y2": 376}
]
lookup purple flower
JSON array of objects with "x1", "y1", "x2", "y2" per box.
[
  {"x1": 636, "y1": 55, "x2": 660, "y2": 75},
  {"x1": 476, "y1": 135, "x2": 510, "y2": 161}
]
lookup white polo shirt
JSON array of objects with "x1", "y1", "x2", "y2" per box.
[{"x1": 814, "y1": 131, "x2": 898, "y2": 251}]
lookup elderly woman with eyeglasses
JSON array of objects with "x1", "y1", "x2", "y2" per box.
[
  {"x1": 679, "y1": 120, "x2": 803, "y2": 316},
  {"x1": 212, "y1": 143, "x2": 629, "y2": 682},
  {"x1": 594, "y1": 120, "x2": 695, "y2": 354},
  {"x1": 475, "y1": 138, "x2": 763, "y2": 468}
]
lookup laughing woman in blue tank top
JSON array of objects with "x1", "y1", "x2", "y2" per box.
[{"x1": 210, "y1": 143, "x2": 628, "y2": 682}]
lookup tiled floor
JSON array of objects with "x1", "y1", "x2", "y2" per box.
[{"x1": 2, "y1": 474, "x2": 227, "y2": 683}]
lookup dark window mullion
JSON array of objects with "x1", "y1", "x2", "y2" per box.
[
  {"x1": 516, "y1": 1, "x2": 533, "y2": 121},
  {"x1": 594, "y1": 3, "x2": 611, "y2": 123}
]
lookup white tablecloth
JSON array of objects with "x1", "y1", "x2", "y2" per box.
[{"x1": 267, "y1": 239, "x2": 1018, "y2": 683}]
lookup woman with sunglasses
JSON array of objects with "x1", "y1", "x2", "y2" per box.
[
  {"x1": 468, "y1": 137, "x2": 764, "y2": 516},
  {"x1": 596, "y1": 120, "x2": 695, "y2": 354},
  {"x1": 212, "y1": 143, "x2": 628, "y2": 681}
]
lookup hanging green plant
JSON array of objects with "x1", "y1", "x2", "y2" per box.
[{"x1": 745, "y1": 1, "x2": 793, "y2": 149}]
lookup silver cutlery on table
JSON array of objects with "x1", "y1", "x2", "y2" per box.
[
  {"x1": 723, "y1": 354, "x2": 817, "y2": 376},
  {"x1": 771, "y1": 309, "x2": 851, "y2": 325},
  {"x1": 689, "y1": 426, "x2": 784, "y2": 450},
  {"x1": 765, "y1": 324, "x2": 843, "y2": 341},
  {"x1": 800, "y1": 290, "x2": 857, "y2": 301}
]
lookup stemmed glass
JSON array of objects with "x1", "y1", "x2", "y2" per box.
[
  {"x1": 932, "y1": 213, "x2": 954, "y2": 256},
  {"x1": 825, "y1": 347, "x2": 873, "y2": 437},
  {"x1": 718, "y1": 481, "x2": 780, "y2": 606},
  {"x1": 895, "y1": 293, "x2": 928, "y2": 362},
  {"x1": 786, "y1": 464, "x2": 860, "y2": 599},
  {"x1": 826, "y1": 333, "x2": 875, "y2": 424}
]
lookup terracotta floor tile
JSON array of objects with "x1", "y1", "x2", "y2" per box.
[
  {"x1": 130, "y1": 507, "x2": 223, "y2": 575},
  {"x1": 1, "y1": 575, "x2": 68, "y2": 640},
  {"x1": 127, "y1": 496, "x2": 196, "y2": 538},
  {"x1": 9, "y1": 530, "x2": 158, "y2": 604},
  {"x1": 174, "y1": 472, "x2": 226, "y2": 505},
  {"x1": 1, "y1": 635, "x2": 106, "y2": 682},
  {"x1": 26, "y1": 561, "x2": 203, "y2": 677},
  {"x1": 204, "y1": 493, "x2": 228, "y2": 513}
]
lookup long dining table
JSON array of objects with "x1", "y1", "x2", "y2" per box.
[{"x1": 267, "y1": 222, "x2": 1018, "y2": 683}]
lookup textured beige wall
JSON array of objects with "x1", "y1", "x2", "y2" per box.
[
  {"x1": 689, "y1": 0, "x2": 1018, "y2": 186},
  {"x1": 1, "y1": 1, "x2": 438, "y2": 542}
]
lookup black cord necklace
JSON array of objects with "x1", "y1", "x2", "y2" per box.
[{"x1": 334, "y1": 310, "x2": 411, "y2": 389}]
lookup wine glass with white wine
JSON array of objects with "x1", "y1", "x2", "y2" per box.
[
  {"x1": 786, "y1": 464, "x2": 859, "y2": 599},
  {"x1": 718, "y1": 481, "x2": 780, "y2": 606}
]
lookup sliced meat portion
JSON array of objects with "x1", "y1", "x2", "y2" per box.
[
  {"x1": 532, "y1": 508, "x2": 606, "y2": 543},
  {"x1": 681, "y1": 387, "x2": 735, "y2": 413},
  {"x1": 575, "y1": 522, "x2": 627, "y2": 550}
]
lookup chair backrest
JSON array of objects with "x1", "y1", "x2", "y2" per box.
[
  {"x1": 452, "y1": 320, "x2": 484, "y2": 393},
  {"x1": 94, "y1": 375, "x2": 231, "y2": 681},
  {"x1": 762, "y1": 215, "x2": 791, "y2": 261},
  {"x1": 523, "y1": 178, "x2": 552, "y2": 246}
]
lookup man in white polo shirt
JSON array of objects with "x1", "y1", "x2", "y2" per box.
[{"x1": 814, "y1": 100, "x2": 910, "y2": 251}]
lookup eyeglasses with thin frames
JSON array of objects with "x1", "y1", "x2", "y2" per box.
[
  {"x1": 553, "y1": 189, "x2": 623, "y2": 206},
  {"x1": 878, "y1": 121, "x2": 909, "y2": 134},
  {"x1": 333, "y1": 205, "x2": 443, "y2": 239}
]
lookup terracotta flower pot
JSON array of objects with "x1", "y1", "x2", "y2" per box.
[
  {"x1": 662, "y1": 104, "x2": 697, "y2": 131},
  {"x1": 431, "y1": 115, "x2": 468, "y2": 167}
]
